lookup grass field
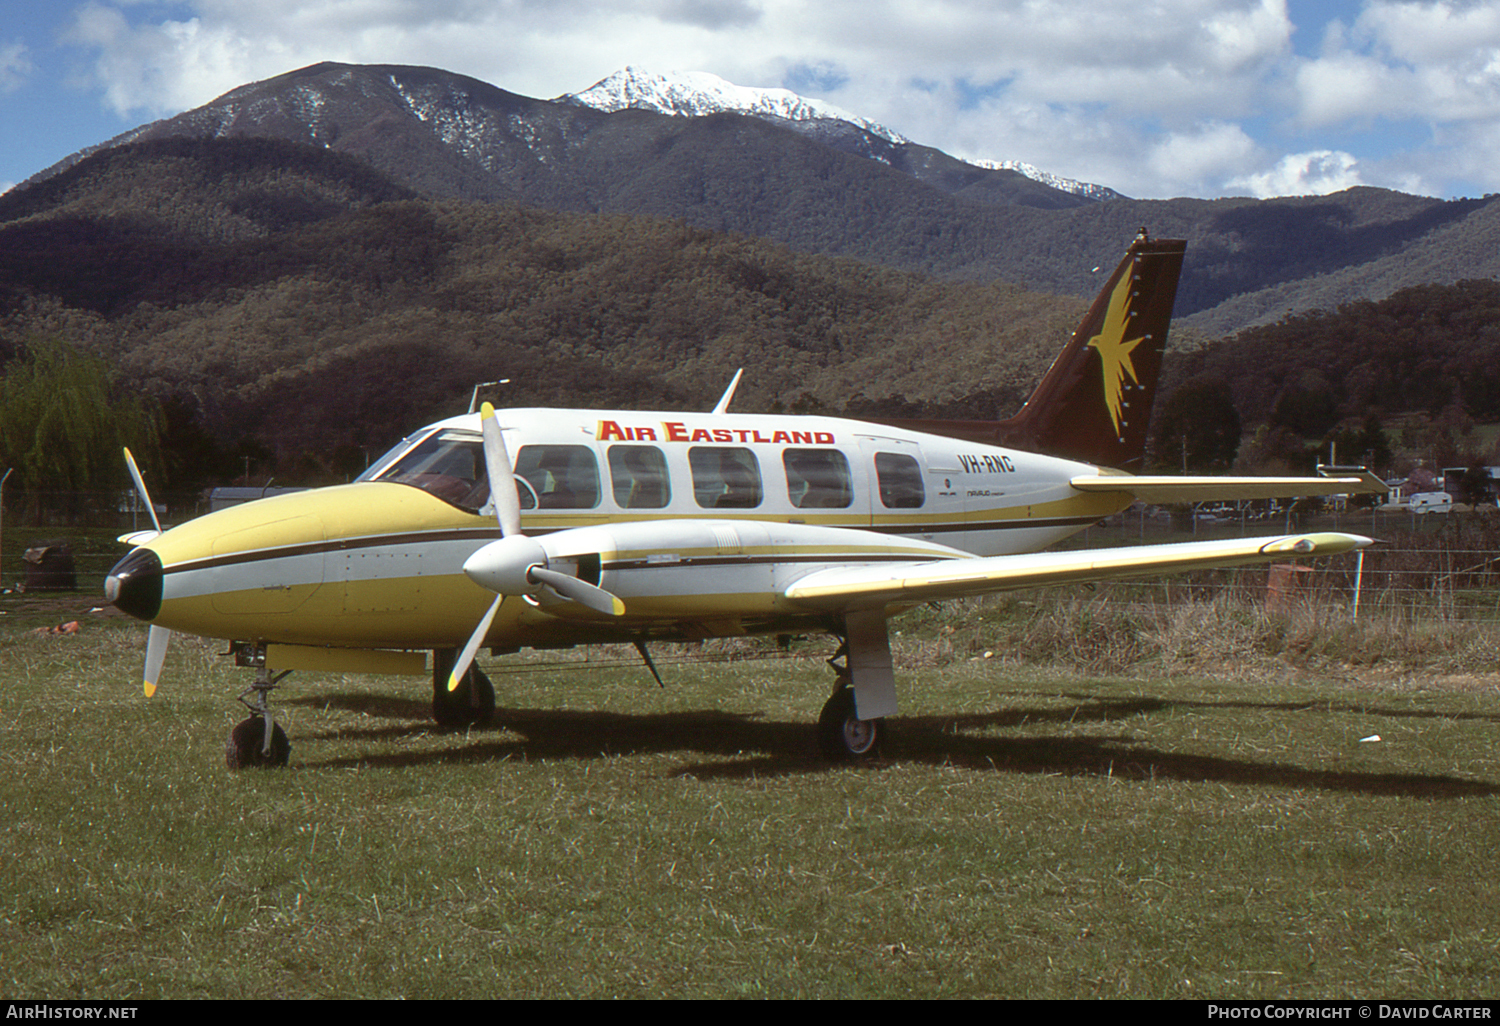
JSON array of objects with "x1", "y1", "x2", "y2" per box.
[{"x1": 3, "y1": 587, "x2": 1499, "y2": 999}]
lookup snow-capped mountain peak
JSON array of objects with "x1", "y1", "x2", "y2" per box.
[
  {"x1": 561, "y1": 67, "x2": 910, "y2": 145},
  {"x1": 562, "y1": 67, "x2": 1114, "y2": 202}
]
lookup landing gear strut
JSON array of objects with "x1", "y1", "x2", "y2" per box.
[{"x1": 225, "y1": 656, "x2": 292, "y2": 769}]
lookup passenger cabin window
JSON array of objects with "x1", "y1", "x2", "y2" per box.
[
  {"x1": 783, "y1": 448, "x2": 852, "y2": 509},
  {"x1": 372, "y1": 429, "x2": 491, "y2": 509},
  {"x1": 875, "y1": 452, "x2": 925, "y2": 508},
  {"x1": 689, "y1": 447, "x2": 762, "y2": 508},
  {"x1": 514, "y1": 445, "x2": 601, "y2": 509},
  {"x1": 608, "y1": 445, "x2": 671, "y2": 509}
]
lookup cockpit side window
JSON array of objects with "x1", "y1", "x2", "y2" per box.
[
  {"x1": 689, "y1": 447, "x2": 762, "y2": 508},
  {"x1": 608, "y1": 445, "x2": 671, "y2": 509},
  {"x1": 875, "y1": 452, "x2": 925, "y2": 508},
  {"x1": 514, "y1": 445, "x2": 601, "y2": 509},
  {"x1": 783, "y1": 448, "x2": 852, "y2": 509}
]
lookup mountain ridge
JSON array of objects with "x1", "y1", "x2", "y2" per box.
[{"x1": 12, "y1": 62, "x2": 1500, "y2": 334}]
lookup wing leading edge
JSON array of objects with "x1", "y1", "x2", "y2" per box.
[{"x1": 784, "y1": 532, "x2": 1371, "y2": 610}]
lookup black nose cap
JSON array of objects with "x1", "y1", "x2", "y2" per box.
[{"x1": 105, "y1": 548, "x2": 163, "y2": 621}]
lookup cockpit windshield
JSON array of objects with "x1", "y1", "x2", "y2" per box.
[{"x1": 360, "y1": 429, "x2": 491, "y2": 510}]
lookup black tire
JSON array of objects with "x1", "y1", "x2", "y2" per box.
[
  {"x1": 432, "y1": 652, "x2": 495, "y2": 727},
  {"x1": 817, "y1": 682, "x2": 883, "y2": 761},
  {"x1": 225, "y1": 716, "x2": 291, "y2": 769}
]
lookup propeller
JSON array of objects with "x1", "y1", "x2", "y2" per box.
[
  {"x1": 122, "y1": 448, "x2": 170, "y2": 696},
  {"x1": 447, "y1": 404, "x2": 625, "y2": 692},
  {"x1": 123, "y1": 447, "x2": 163, "y2": 542}
]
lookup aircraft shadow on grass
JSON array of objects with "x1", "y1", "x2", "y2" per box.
[{"x1": 288, "y1": 689, "x2": 1500, "y2": 800}]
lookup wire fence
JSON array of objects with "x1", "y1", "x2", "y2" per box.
[
  {"x1": 1082, "y1": 550, "x2": 1500, "y2": 627},
  {"x1": 3, "y1": 507, "x2": 1498, "y2": 628}
]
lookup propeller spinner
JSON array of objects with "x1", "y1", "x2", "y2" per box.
[{"x1": 446, "y1": 404, "x2": 625, "y2": 692}]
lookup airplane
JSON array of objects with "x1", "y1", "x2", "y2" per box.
[{"x1": 104, "y1": 230, "x2": 1381, "y2": 769}]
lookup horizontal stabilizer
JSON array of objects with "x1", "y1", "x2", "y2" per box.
[{"x1": 784, "y1": 532, "x2": 1371, "y2": 609}]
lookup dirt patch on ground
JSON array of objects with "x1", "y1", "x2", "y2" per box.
[{"x1": 0, "y1": 591, "x2": 125, "y2": 631}]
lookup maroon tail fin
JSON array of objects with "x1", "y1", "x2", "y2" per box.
[{"x1": 876, "y1": 231, "x2": 1187, "y2": 470}]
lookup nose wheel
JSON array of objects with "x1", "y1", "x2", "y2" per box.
[{"x1": 225, "y1": 661, "x2": 292, "y2": 769}]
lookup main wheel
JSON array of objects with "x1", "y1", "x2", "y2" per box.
[
  {"x1": 817, "y1": 681, "x2": 883, "y2": 761},
  {"x1": 225, "y1": 716, "x2": 291, "y2": 769},
  {"x1": 432, "y1": 652, "x2": 495, "y2": 727}
]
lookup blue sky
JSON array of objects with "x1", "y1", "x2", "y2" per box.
[{"x1": 3, "y1": 1, "x2": 1499, "y2": 200}]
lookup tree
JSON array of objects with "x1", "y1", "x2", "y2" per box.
[
  {"x1": 1149, "y1": 376, "x2": 1241, "y2": 473},
  {"x1": 0, "y1": 338, "x2": 160, "y2": 520},
  {"x1": 1322, "y1": 413, "x2": 1393, "y2": 473}
]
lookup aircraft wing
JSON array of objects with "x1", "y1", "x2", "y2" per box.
[
  {"x1": 783, "y1": 532, "x2": 1370, "y2": 610},
  {"x1": 1068, "y1": 470, "x2": 1386, "y2": 504}
]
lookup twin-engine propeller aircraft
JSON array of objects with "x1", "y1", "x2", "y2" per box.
[{"x1": 106, "y1": 231, "x2": 1380, "y2": 768}]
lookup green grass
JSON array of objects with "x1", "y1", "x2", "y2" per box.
[{"x1": 3, "y1": 603, "x2": 1500, "y2": 998}]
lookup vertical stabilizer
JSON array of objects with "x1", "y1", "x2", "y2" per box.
[{"x1": 875, "y1": 231, "x2": 1187, "y2": 470}]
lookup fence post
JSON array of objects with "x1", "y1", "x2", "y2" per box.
[
  {"x1": 1351, "y1": 549, "x2": 1364, "y2": 623},
  {"x1": 0, "y1": 468, "x2": 10, "y2": 588}
]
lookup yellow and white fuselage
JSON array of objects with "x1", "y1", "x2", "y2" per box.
[{"x1": 108, "y1": 406, "x2": 1129, "y2": 657}]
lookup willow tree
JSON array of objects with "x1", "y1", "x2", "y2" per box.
[{"x1": 0, "y1": 339, "x2": 160, "y2": 521}]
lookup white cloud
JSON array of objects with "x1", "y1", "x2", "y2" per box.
[
  {"x1": 1229, "y1": 150, "x2": 1364, "y2": 197},
  {"x1": 1358, "y1": 0, "x2": 1500, "y2": 62},
  {"x1": 1148, "y1": 122, "x2": 1262, "y2": 195},
  {"x1": 39, "y1": 0, "x2": 1500, "y2": 197},
  {"x1": 1, "y1": 40, "x2": 33, "y2": 93},
  {"x1": 1297, "y1": 1, "x2": 1500, "y2": 126},
  {"x1": 1294, "y1": 51, "x2": 1405, "y2": 125}
]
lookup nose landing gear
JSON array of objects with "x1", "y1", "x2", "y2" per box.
[{"x1": 225, "y1": 646, "x2": 292, "y2": 769}]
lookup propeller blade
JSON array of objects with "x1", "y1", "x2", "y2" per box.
[
  {"x1": 143, "y1": 625, "x2": 171, "y2": 697},
  {"x1": 479, "y1": 403, "x2": 522, "y2": 537},
  {"x1": 123, "y1": 448, "x2": 162, "y2": 536},
  {"x1": 529, "y1": 566, "x2": 626, "y2": 617},
  {"x1": 448, "y1": 594, "x2": 503, "y2": 692}
]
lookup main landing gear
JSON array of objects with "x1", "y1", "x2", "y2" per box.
[
  {"x1": 431, "y1": 648, "x2": 496, "y2": 727},
  {"x1": 817, "y1": 640, "x2": 886, "y2": 762}
]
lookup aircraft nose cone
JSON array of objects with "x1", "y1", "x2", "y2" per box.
[{"x1": 105, "y1": 547, "x2": 163, "y2": 621}]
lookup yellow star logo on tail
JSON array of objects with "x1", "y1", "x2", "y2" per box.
[{"x1": 1087, "y1": 273, "x2": 1145, "y2": 438}]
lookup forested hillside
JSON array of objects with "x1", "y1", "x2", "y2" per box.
[
  {"x1": 0, "y1": 139, "x2": 1085, "y2": 489},
  {"x1": 1164, "y1": 280, "x2": 1500, "y2": 472},
  {"x1": 6, "y1": 132, "x2": 1500, "y2": 494}
]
